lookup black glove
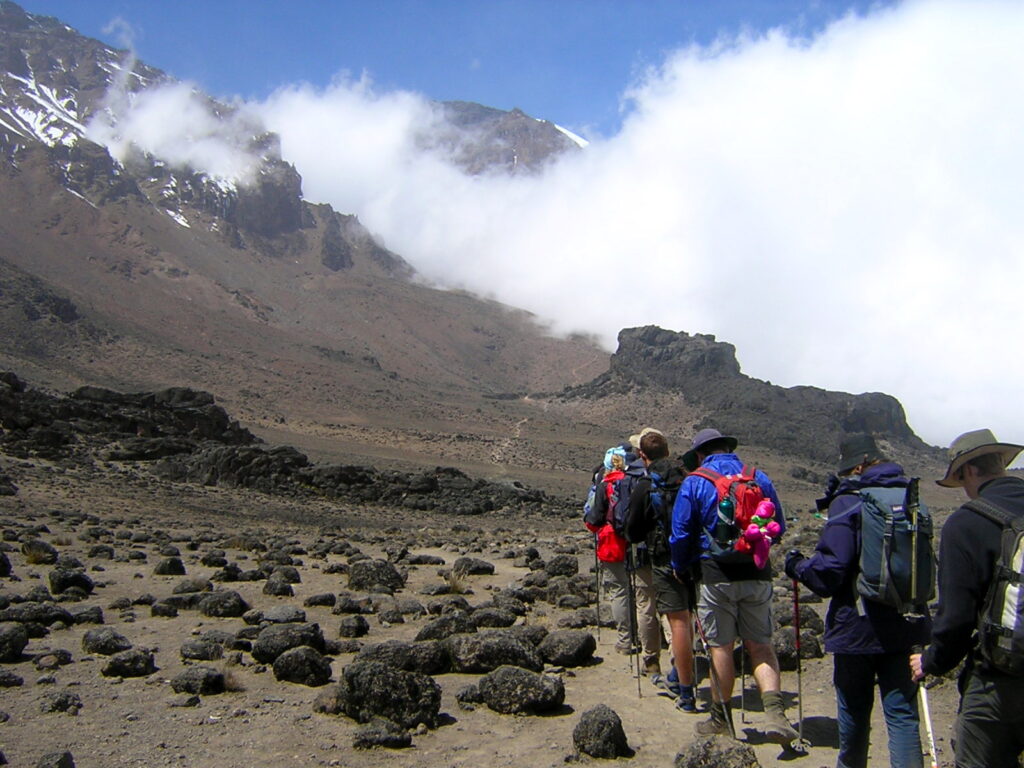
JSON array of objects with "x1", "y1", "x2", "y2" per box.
[{"x1": 784, "y1": 549, "x2": 805, "y2": 580}]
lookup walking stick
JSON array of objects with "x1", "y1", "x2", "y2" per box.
[
  {"x1": 912, "y1": 645, "x2": 940, "y2": 768},
  {"x1": 693, "y1": 612, "x2": 737, "y2": 740},
  {"x1": 625, "y1": 546, "x2": 642, "y2": 697},
  {"x1": 594, "y1": 541, "x2": 601, "y2": 643},
  {"x1": 791, "y1": 580, "x2": 811, "y2": 754}
]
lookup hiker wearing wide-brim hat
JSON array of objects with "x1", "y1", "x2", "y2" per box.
[
  {"x1": 935, "y1": 428, "x2": 1024, "y2": 488},
  {"x1": 681, "y1": 428, "x2": 738, "y2": 472},
  {"x1": 911, "y1": 428, "x2": 1024, "y2": 767}
]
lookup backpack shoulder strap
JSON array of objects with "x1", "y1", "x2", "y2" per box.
[
  {"x1": 690, "y1": 467, "x2": 723, "y2": 483},
  {"x1": 741, "y1": 465, "x2": 757, "y2": 480},
  {"x1": 964, "y1": 497, "x2": 1018, "y2": 528}
]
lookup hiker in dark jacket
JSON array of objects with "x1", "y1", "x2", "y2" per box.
[
  {"x1": 624, "y1": 430, "x2": 698, "y2": 711},
  {"x1": 670, "y1": 428, "x2": 797, "y2": 743},
  {"x1": 584, "y1": 444, "x2": 661, "y2": 669},
  {"x1": 786, "y1": 434, "x2": 930, "y2": 768},
  {"x1": 910, "y1": 429, "x2": 1024, "y2": 768}
]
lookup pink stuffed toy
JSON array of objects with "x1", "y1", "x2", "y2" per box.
[{"x1": 735, "y1": 500, "x2": 780, "y2": 568}]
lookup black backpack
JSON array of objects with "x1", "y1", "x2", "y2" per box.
[
  {"x1": 963, "y1": 497, "x2": 1024, "y2": 676},
  {"x1": 645, "y1": 463, "x2": 686, "y2": 560}
]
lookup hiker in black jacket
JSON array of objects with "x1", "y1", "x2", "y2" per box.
[
  {"x1": 910, "y1": 429, "x2": 1024, "y2": 768},
  {"x1": 624, "y1": 430, "x2": 698, "y2": 712}
]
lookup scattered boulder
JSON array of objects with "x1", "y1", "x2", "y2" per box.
[
  {"x1": 338, "y1": 615, "x2": 370, "y2": 638},
  {"x1": 414, "y1": 611, "x2": 476, "y2": 642},
  {"x1": 153, "y1": 557, "x2": 187, "y2": 576},
  {"x1": 172, "y1": 578, "x2": 212, "y2": 595},
  {"x1": 170, "y1": 666, "x2": 225, "y2": 696},
  {"x1": 470, "y1": 607, "x2": 517, "y2": 629},
  {"x1": 544, "y1": 554, "x2": 579, "y2": 577},
  {"x1": 772, "y1": 626, "x2": 824, "y2": 671},
  {"x1": 674, "y1": 734, "x2": 761, "y2": 768},
  {"x1": 352, "y1": 717, "x2": 413, "y2": 750},
  {"x1": 81, "y1": 628, "x2": 132, "y2": 656},
  {"x1": 537, "y1": 629, "x2": 596, "y2": 667},
  {"x1": 251, "y1": 622, "x2": 325, "y2": 664},
  {"x1": 197, "y1": 590, "x2": 249, "y2": 618},
  {"x1": 101, "y1": 648, "x2": 156, "y2": 678},
  {"x1": 36, "y1": 752, "x2": 75, "y2": 768},
  {"x1": 39, "y1": 690, "x2": 82, "y2": 715},
  {"x1": 272, "y1": 645, "x2": 332, "y2": 686},
  {"x1": 0, "y1": 602, "x2": 73, "y2": 626},
  {"x1": 0, "y1": 622, "x2": 29, "y2": 661},
  {"x1": 313, "y1": 660, "x2": 441, "y2": 729},
  {"x1": 445, "y1": 631, "x2": 543, "y2": 674},
  {"x1": 354, "y1": 639, "x2": 450, "y2": 675},
  {"x1": 476, "y1": 665, "x2": 565, "y2": 715},
  {"x1": 262, "y1": 605, "x2": 306, "y2": 624},
  {"x1": 0, "y1": 551, "x2": 11, "y2": 577},
  {"x1": 348, "y1": 560, "x2": 405, "y2": 594},
  {"x1": 452, "y1": 557, "x2": 495, "y2": 576},
  {"x1": 69, "y1": 606, "x2": 104, "y2": 625},
  {"x1": 262, "y1": 572, "x2": 294, "y2": 597},
  {"x1": 48, "y1": 568, "x2": 94, "y2": 595},
  {"x1": 0, "y1": 669, "x2": 24, "y2": 687},
  {"x1": 180, "y1": 640, "x2": 223, "y2": 661},
  {"x1": 573, "y1": 704, "x2": 632, "y2": 758}
]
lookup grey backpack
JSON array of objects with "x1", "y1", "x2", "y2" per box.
[{"x1": 855, "y1": 479, "x2": 935, "y2": 612}]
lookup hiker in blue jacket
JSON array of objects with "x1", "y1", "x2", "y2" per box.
[
  {"x1": 786, "y1": 434, "x2": 930, "y2": 768},
  {"x1": 670, "y1": 428, "x2": 797, "y2": 743}
]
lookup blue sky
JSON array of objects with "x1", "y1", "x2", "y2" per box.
[{"x1": 23, "y1": 0, "x2": 883, "y2": 136}]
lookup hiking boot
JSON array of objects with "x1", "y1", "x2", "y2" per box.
[
  {"x1": 674, "y1": 685, "x2": 697, "y2": 713},
  {"x1": 695, "y1": 702, "x2": 732, "y2": 736},
  {"x1": 643, "y1": 655, "x2": 661, "y2": 675},
  {"x1": 760, "y1": 691, "x2": 799, "y2": 745},
  {"x1": 614, "y1": 640, "x2": 638, "y2": 655}
]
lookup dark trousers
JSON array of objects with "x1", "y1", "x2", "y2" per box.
[
  {"x1": 954, "y1": 667, "x2": 1024, "y2": 768},
  {"x1": 834, "y1": 652, "x2": 922, "y2": 768}
]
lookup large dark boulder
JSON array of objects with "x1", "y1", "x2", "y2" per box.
[
  {"x1": 347, "y1": 560, "x2": 405, "y2": 594},
  {"x1": 0, "y1": 622, "x2": 29, "y2": 661},
  {"x1": 444, "y1": 631, "x2": 543, "y2": 674},
  {"x1": 573, "y1": 704, "x2": 632, "y2": 758},
  {"x1": 48, "y1": 568, "x2": 94, "y2": 595},
  {"x1": 476, "y1": 665, "x2": 565, "y2": 715},
  {"x1": 313, "y1": 660, "x2": 441, "y2": 729},
  {"x1": 197, "y1": 590, "x2": 249, "y2": 618},
  {"x1": 251, "y1": 622, "x2": 325, "y2": 664},
  {"x1": 537, "y1": 630, "x2": 596, "y2": 667},
  {"x1": 0, "y1": 602, "x2": 73, "y2": 626},
  {"x1": 414, "y1": 611, "x2": 476, "y2": 642},
  {"x1": 354, "y1": 639, "x2": 450, "y2": 675},
  {"x1": 101, "y1": 648, "x2": 156, "y2": 678},
  {"x1": 170, "y1": 666, "x2": 225, "y2": 695},
  {"x1": 772, "y1": 626, "x2": 823, "y2": 671},
  {"x1": 674, "y1": 734, "x2": 762, "y2": 768},
  {"x1": 0, "y1": 551, "x2": 11, "y2": 577},
  {"x1": 82, "y1": 628, "x2": 132, "y2": 656},
  {"x1": 272, "y1": 645, "x2": 332, "y2": 687},
  {"x1": 452, "y1": 557, "x2": 495, "y2": 576}
]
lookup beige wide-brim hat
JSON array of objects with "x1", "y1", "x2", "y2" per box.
[
  {"x1": 628, "y1": 427, "x2": 664, "y2": 450},
  {"x1": 936, "y1": 428, "x2": 1024, "y2": 487}
]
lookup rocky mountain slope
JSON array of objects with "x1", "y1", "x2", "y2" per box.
[{"x1": 0, "y1": 1, "x2": 944, "y2": 501}]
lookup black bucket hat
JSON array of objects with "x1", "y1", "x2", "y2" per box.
[{"x1": 837, "y1": 434, "x2": 884, "y2": 475}]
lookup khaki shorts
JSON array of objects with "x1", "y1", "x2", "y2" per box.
[
  {"x1": 652, "y1": 564, "x2": 696, "y2": 614},
  {"x1": 697, "y1": 580, "x2": 774, "y2": 646}
]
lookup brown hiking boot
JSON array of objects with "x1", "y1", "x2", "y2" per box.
[
  {"x1": 695, "y1": 702, "x2": 732, "y2": 736},
  {"x1": 643, "y1": 655, "x2": 661, "y2": 675},
  {"x1": 760, "y1": 691, "x2": 799, "y2": 745}
]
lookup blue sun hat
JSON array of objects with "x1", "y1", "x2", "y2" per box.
[{"x1": 603, "y1": 444, "x2": 629, "y2": 471}]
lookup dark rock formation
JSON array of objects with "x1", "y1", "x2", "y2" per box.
[
  {"x1": 414, "y1": 611, "x2": 477, "y2": 642},
  {"x1": 197, "y1": 590, "x2": 249, "y2": 618},
  {"x1": 674, "y1": 734, "x2": 761, "y2": 768},
  {"x1": 564, "y1": 326, "x2": 938, "y2": 464},
  {"x1": 0, "y1": 621, "x2": 28, "y2": 661},
  {"x1": 272, "y1": 645, "x2": 332, "y2": 687},
  {"x1": 313, "y1": 661, "x2": 441, "y2": 729},
  {"x1": 476, "y1": 665, "x2": 565, "y2": 715},
  {"x1": 81, "y1": 627, "x2": 131, "y2": 656},
  {"x1": 101, "y1": 648, "x2": 156, "y2": 677},
  {"x1": 573, "y1": 704, "x2": 632, "y2": 758},
  {"x1": 537, "y1": 630, "x2": 596, "y2": 667},
  {"x1": 354, "y1": 639, "x2": 450, "y2": 676},
  {"x1": 251, "y1": 622, "x2": 325, "y2": 664},
  {"x1": 445, "y1": 630, "x2": 543, "y2": 674},
  {"x1": 170, "y1": 666, "x2": 225, "y2": 695}
]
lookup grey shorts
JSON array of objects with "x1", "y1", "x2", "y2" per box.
[
  {"x1": 652, "y1": 564, "x2": 696, "y2": 614},
  {"x1": 697, "y1": 580, "x2": 774, "y2": 646}
]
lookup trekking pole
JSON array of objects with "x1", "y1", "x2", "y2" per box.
[
  {"x1": 912, "y1": 645, "x2": 940, "y2": 768},
  {"x1": 594, "y1": 541, "x2": 601, "y2": 643},
  {"x1": 625, "y1": 546, "x2": 642, "y2": 698},
  {"x1": 693, "y1": 612, "x2": 737, "y2": 740},
  {"x1": 908, "y1": 478, "x2": 921, "y2": 612},
  {"x1": 790, "y1": 580, "x2": 811, "y2": 754}
]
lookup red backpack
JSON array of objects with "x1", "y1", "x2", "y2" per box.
[{"x1": 690, "y1": 465, "x2": 776, "y2": 564}]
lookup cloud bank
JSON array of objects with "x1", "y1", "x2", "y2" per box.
[{"x1": 91, "y1": 0, "x2": 1024, "y2": 449}]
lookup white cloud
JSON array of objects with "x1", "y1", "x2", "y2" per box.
[{"x1": 87, "y1": 0, "x2": 1024, "y2": 449}]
